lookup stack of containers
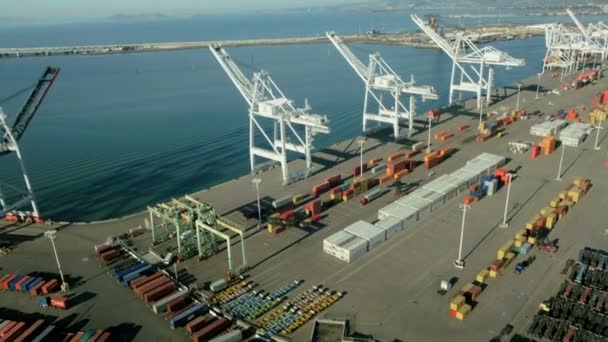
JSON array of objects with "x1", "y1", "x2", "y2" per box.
[
  {"x1": 538, "y1": 136, "x2": 557, "y2": 155},
  {"x1": 323, "y1": 230, "x2": 368, "y2": 263},
  {"x1": 529, "y1": 120, "x2": 568, "y2": 137},
  {"x1": 344, "y1": 221, "x2": 385, "y2": 250},
  {"x1": 558, "y1": 122, "x2": 593, "y2": 147}
]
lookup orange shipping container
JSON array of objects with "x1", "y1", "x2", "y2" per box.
[
  {"x1": 144, "y1": 282, "x2": 176, "y2": 303},
  {"x1": 185, "y1": 315, "x2": 209, "y2": 334},
  {"x1": 438, "y1": 147, "x2": 453, "y2": 157},
  {"x1": 30, "y1": 281, "x2": 45, "y2": 296},
  {"x1": 41, "y1": 279, "x2": 58, "y2": 295},
  {"x1": 387, "y1": 153, "x2": 403, "y2": 163},
  {"x1": 368, "y1": 158, "x2": 382, "y2": 166},
  {"x1": 2, "y1": 322, "x2": 26, "y2": 341},
  {"x1": 131, "y1": 272, "x2": 163, "y2": 290},
  {"x1": 379, "y1": 174, "x2": 393, "y2": 185},
  {"x1": 393, "y1": 169, "x2": 409, "y2": 179},
  {"x1": 135, "y1": 276, "x2": 169, "y2": 297},
  {"x1": 0, "y1": 322, "x2": 17, "y2": 337}
]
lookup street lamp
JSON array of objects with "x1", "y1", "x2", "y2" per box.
[
  {"x1": 535, "y1": 73, "x2": 542, "y2": 100},
  {"x1": 499, "y1": 173, "x2": 513, "y2": 229},
  {"x1": 556, "y1": 144, "x2": 566, "y2": 181},
  {"x1": 454, "y1": 203, "x2": 470, "y2": 269},
  {"x1": 515, "y1": 82, "x2": 523, "y2": 111},
  {"x1": 44, "y1": 230, "x2": 69, "y2": 292},
  {"x1": 358, "y1": 138, "x2": 366, "y2": 176},
  {"x1": 427, "y1": 114, "x2": 433, "y2": 154},
  {"x1": 594, "y1": 118, "x2": 602, "y2": 150},
  {"x1": 251, "y1": 178, "x2": 262, "y2": 231}
]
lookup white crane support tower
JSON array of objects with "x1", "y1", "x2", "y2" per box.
[
  {"x1": 325, "y1": 31, "x2": 438, "y2": 139},
  {"x1": 543, "y1": 24, "x2": 577, "y2": 73},
  {"x1": 0, "y1": 66, "x2": 60, "y2": 221},
  {"x1": 411, "y1": 14, "x2": 525, "y2": 109},
  {"x1": 209, "y1": 44, "x2": 330, "y2": 185}
]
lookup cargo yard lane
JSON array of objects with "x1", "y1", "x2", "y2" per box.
[{"x1": 2, "y1": 69, "x2": 608, "y2": 341}]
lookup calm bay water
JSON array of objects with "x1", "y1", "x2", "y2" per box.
[{"x1": 0, "y1": 11, "x2": 595, "y2": 221}]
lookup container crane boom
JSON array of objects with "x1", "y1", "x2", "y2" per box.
[
  {"x1": 326, "y1": 31, "x2": 438, "y2": 138},
  {"x1": 209, "y1": 44, "x2": 330, "y2": 185},
  {"x1": 0, "y1": 66, "x2": 60, "y2": 221},
  {"x1": 566, "y1": 9, "x2": 589, "y2": 40}
]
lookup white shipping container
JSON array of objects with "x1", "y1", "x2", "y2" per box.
[
  {"x1": 371, "y1": 163, "x2": 387, "y2": 174},
  {"x1": 327, "y1": 235, "x2": 368, "y2": 263},
  {"x1": 396, "y1": 195, "x2": 431, "y2": 218},
  {"x1": 378, "y1": 202, "x2": 418, "y2": 227},
  {"x1": 443, "y1": 174, "x2": 469, "y2": 193},
  {"x1": 423, "y1": 179, "x2": 458, "y2": 200},
  {"x1": 152, "y1": 289, "x2": 190, "y2": 314},
  {"x1": 323, "y1": 230, "x2": 355, "y2": 253},
  {"x1": 450, "y1": 168, "x2": 479, "y2": 186},
  {"x1": 344, "y1": 220, "x2": 386, "y2": 250},
  {"x1": 477, "y1": 153, "x2": 506, "y2": 167},
  {"x1": 374, "y1": 216, "x2": 403, "y2": 240},
  {"x1": 409, "y1": 188, "x2": 445, "y2": 211}
]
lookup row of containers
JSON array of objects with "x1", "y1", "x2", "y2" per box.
[
  {"x1": 450, "y1": 177, "x2": 590, "y2": 321},
  {"x1": 323, "y1": 152, "x2": 507, "y2": 264},
  {"x1": 527, "y1": 246, "x2": 608, "y2": 341},
  {"x1": 530, "y1": 118, "x2": 593, "y2": 148},
  {"x1": 0, "y1": 274, "x2": 59, "y2": 296},
  {"x1": 0, "y1": 318, "x2": 111, "y2": 342},
  {"x1": 95, "y1": 242, "x2": 341, "y2": 341}
]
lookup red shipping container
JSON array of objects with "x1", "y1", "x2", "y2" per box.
[
  {"x1": 95, "y1": 244, "x2": 114, "y2": 257},
  {"x1": 135, "y1": 276, "x2": 169, "y2": 297},
  {"x1": 41, "y1": 279, "x2": 58, "y2": 295},
  {"x1": 139, "y1": 279, "x2": 171, "y2": 299},
  {"x1": 50, "y1": 296, "x2": 69, "y2": 309},
  {"x1": 144, "y1": 282, "x2": 176, "y2": 303},
  {"x1": 131, "y1": 272, "x2": 163, "y2": 290},
  {"x1": 166, "y1": 297, "x2": 187, "y2": 313},
  {"x1": 352, "y1": 163, "x2": 368, "y2": 177},
  {"x1": 530, "y1": 145, "x2": 541, "y2": 159},
  {"x1": 311, "y1": 181, "x2": 331, "y2": 197},
  {"x1": 185, "y1": 315, "x2": 209, "y2": 334},
  {"x1": 457, "y1": 124, "x2": 470, "y2": 132},
  {"x1": 469, "y1": 285, "x2": 483, "y2": 300},
  {"x1": 2, "y1": 321, "x2": 26, "y2": 340},
  {"x1": 367, "y1": 178, "x2": 379, "y2": 189},
  {"x1": 310, "y1": 214, "x2": 321, "y2": 223},
  {"x1": 325, "y1": 175, "x2": 341, "y2": 187},
  {"x1": 14, "y1": 319, "x2": 45, "y2": 342},
  {"x1": 96, "y1": 332, "x2": 112, "y2": 342},
  {"x1": 2, "y1": 274, "x2": 17, "y2": 290},
  {"x1": 490, "y1": 259, "x2": 504, "y2": 272},
  {"x1": 601, "y1": 90, "x2": 608, "y2": 104},
  {"x1": 449, "y1": 309, "x2": 458, "y2": 317},
  {"x1": 70, "y1": 332, "x2": 84, "y2": 342},
  {"x1": 15, "y1": 275, "x2": 30, "y2": 291},
  {"x1": 0, "y1": 322, "x2": 17, "y2": 337},
  {"x1": 192, "y1": 318, "x2": 230, "y2": 342},
  {"x1": 280, "y1": 210, "x2": 295, "y2": 221},
  {"x1": 0, "y1": 274, "x2": 12, "y2": 286},
  {"x1": 463, "y1": 196, "x2": 476, "y2": 205},
  {"x1": 101, "y1": 249, "x2": 120, "y2": 261},
  {"x1": 494, "y1": 168, "x2": 507, "y2": 178}
]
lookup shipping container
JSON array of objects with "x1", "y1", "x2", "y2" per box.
[
  {"x1": 95, "y1": 332, "x2": 112, "y2": 342},
  {"x1": 169, "y1": 303, "x2": 207, "y2": 329},
  {"x1": 152, "y1": 289, "x2": 189, "y2": 314},
  {"x1": 131, "y1": 272, "x2": 163, "y2": 290},
  {"x1": 272, "y1": 195, "x2": 292, "y2": 209},
  {"x1": 41, "y1": 279, "x2": 59, "y2": 294},
  {"x1": 115, "y1": 262, "x2": 147, "y2": 281},
  {"x1": 8, "y1": 275, "x2": 24, "y2": 291},
  {"x1": 50, "y1": 296, "x2": 69, "y2": 309},
  {"x1": 344, "y1": 220, "x2": 385, "y2": 250},
  {"x1": 323, "y1": 232, "x2": 367, "y2": 263},
  {"x1": 14, "y1": 275, "x2": 31, "y2": 291},
  {"x1": 377, "y1": 202, "x2": 418, "y2": 228},
  {"x1": 31, "y1": 325, "x2": 55, "y2": 342},
  {"x1": 135, "y1": 276, "x2": 170, "y2": 297},
  {"x1": 409, "y1": 187, "x2": 445, "y2": 210},
  {"x1": 144, "y1": 282, "x2": 177, "y2": 303},
  {"x1": 360, "y1": 188, "x2": 383, "y2": 205},
  {"x1": 186, "y1": 315, "x2": 211, "y2": 334},
  {"x1": 0, "y1": 322, "x2": 17, "y2": 337},
  {"x1": 311, "y1": 181, "x2": 331, "y2": 197},
  {"x1": 139, "y1": 278, "x2": 172, "y2": 300},
  {"x1": 209, "y1": 329, "x2": 243, "y2": 342},
  {"x1": 13, "y1": 319, "x2": 45, "y2": 342},
  {"x1": 374, "y1": 216, "x2": 402, "y2": 240},
  {"x1": 69, "y1": 332, "x2": 84, "y2": 342},
  {"x1": 122, "y1": 264, "x2": 154, "y2": 286},
  {"x1": 76, "y1": 329, "x2": 96, "y2": 342},
  {"x1": 323, "y1": 231, "x2": 355, "y2": 254},
  {"x1": 21, "y1": 277, "x2": 41, "y2": 292},
  {"x1": 2, "y1": 322, "x2": 26, "y2": 341},
  {"x1": 325, "y1": 175, "x2": 342, "y2": 187},
  {"x1": 30, "y1": 281, "x2": 46, "y2": 296},
  {"x1": 396, "y1": 196, "x2": 431, "y2": 218},
  {"x1": 192, "y1": 318, "x2": 230, "y2": 342},
  {"x1": 166, "y1": 296, "x2": 187, "y2": 313}
]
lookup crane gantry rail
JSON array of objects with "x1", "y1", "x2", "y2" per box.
[
  {"x1": 209, "y1": 44, "x2": 330, "y2": 185},
  {"x1": 326, "y1": 31, "x2": 438, "y2": 139},
  {"x1": 411, "y1": 14, "x2": 525, "y2": 109}
]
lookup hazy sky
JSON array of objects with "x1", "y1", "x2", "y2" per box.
[{"x1": 4, "y1": 0, "x2": 349, "y2": 19}]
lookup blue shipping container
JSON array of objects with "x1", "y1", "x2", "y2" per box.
[
  {"x1": 25, "y1": 278, "x2": 44, "y2": 292},
  {"x1": 8, "y1": 275, "x2": 23, "y2": 290},
  {"x1": 122, "y1": 264, "x2": 153, "y2": 286},
  {"x1": 169, "y1": 303, "x2": 207, "y2": 329},
  {"x1": 20, "y1": 277, "x2": 39, "y2": 292},
  {"x1": 116, "y1": 262, "x2": 147, "y2": 281}
]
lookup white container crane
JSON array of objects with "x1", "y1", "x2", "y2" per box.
[
  {"x1": 566, "y1": 9, "x2": 608, "y2": 63},
  {"x1": 543, "y1": 24, "x2": 577, "y2": 74},
  {"x1": 209, "y1": 44, "x2": 330, "y2": 185},
  {"x1": 325, "y1": 31, "x2": 438, "y2": 139},
  {"x1": 411, "y1": 14, "x2": 525, "y2": 109},
  {"x1": 0, "y1": 66, "x2": 60, "y2": 221}
]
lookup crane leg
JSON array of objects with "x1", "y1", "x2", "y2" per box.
[
  {"x1": 449, "y1": 61, "x2": 456, "y2": 105},
  {"x1": 305, "y1": 126, "x2": 312, "y2": 169},
  {"x1": 249, "y1": 114, "x2": 255, "y2": 172},
  {"x1": 279, "y1": 119, "x2": 288, "y2": 185},
  {"x1": 408, "y1": 95, "x2": 416, "y2": 138},
  {"x1": 486, "y1": 66, "x2": 494, "y2": 104},
  {"x1": 362, "y1": 88, "x2": 370, "y2": 132}
]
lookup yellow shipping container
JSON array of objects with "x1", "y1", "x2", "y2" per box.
[
  {"x1": 550, "y1": 197, "x2": 561, "y2": 208},
  {"x1": 478, "y1": 122, "x2": 486, "y2": 133},
  {"x1": 526, "y1": 215, "x2": 540, "y2": 229},
  {"x1": 562, "y1": 200, "x2": 574, "y2": 208},
  {"x1": 450, "y1": 295, "x2": 466, "y2": 311},
  {"x1": 460, "y1": 283, "x2": 474, "y2": 295},
  {"x1": 540, "y1": 206, "x2": 553, "y2": 216},
  {"x1": 456, "y1": 304, "x2": 471, "y2": 320},
  {"x1": 292, "y1": 194, "x2": 306, "y2": 205},
  {"x1": 568, "y1": 190, "x2": 581, "y2": 203},
  {"x1": 497, "y1": 240, "x2": 514, "y2": 259},
  {"x1": 559, "y1": 191, "x2": 568, "y2": 199},
  {"x1": 527, "y1": 236, "x2": 537, "y2": 245},
  {"x1": 489, "y1": 270, "x2": 498, "y2": 278},
  {"x1": 515, "y1": 229, "x2": 527, "y2": 240},
  {"x1": 546, "y1": 213, "x2": 557, "y2": 229},
  {"x1": 514, "y1": 236, "x2": 526, "y2": 248},
  {"x1": 476, "y1": 269, "x2": 489, "y2": 283},
  {"x1": 503, "y1": 252, "x2": 516, "y2": 268},
  {"x1": 573, "y1": 177, "x2": 584, "y2": 187}
]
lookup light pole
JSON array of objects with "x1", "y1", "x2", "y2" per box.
[
  {"x1": 594, "y1": 118, "x2": 602, "y2": 150},
  {"x1": 44, "y1": 230, "x2": 69, "y2": 292},
  {"x1": 536, "y1": 73, "x2": 542, "y2": 100},
  {"x1": 556, "y1": 144, "x2": 566, "y2": 181},
  {"x1": 515, "y1": 82, "x2": 523, "y2": 111},
  {"x1": 427, "y1": 115, "x2": 432, "y2": 154},
  {"x1": 499, "y1": 173, "x2": 513, "y2": 229},
  {"x1": 454, "y1": 203, "x2": 470, "y2": 269},
  {"x1": 252, "y1": 178, "x2": 262, "y2": 231},
  {"x1": 358, "y1": 138, "x2": 366, "y2": 176},
  {"x1": 478, "y1": 98, "x2": 485, "y2": 129}
]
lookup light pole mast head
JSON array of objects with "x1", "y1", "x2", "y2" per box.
[
  {"x1": 251, "y1": 178, "x2": 261, "y2": 185},
  {"x1": 44, "y1": 229, "x2": 57, "y2": 240}
]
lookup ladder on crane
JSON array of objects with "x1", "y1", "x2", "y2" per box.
[
  {"x1": 0, "y1": 66, "x2": 60, "y2": 221},
  {"x1": 411, "y1": 15, "x2": 525, "y2": 109},
  {"x1": 325, "y1": 31, "x2": 438, "y2": 139},
  {"x1": 209, "y1": 44, "x2": 330, "y2": 185}
]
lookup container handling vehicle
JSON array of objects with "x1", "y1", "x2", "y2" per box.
[{"x1": 514, "y1": 255, "x2": 536, "y2": 274}]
